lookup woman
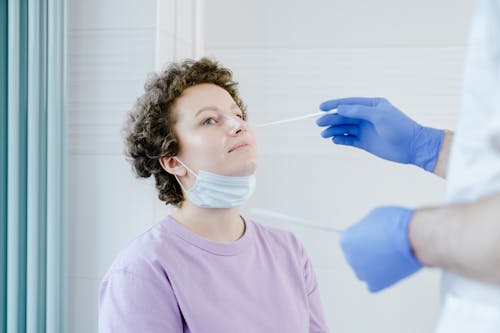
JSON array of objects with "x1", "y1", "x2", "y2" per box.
[{"x1": 98, "y1": 58, "x2": 329, "y2": 332}]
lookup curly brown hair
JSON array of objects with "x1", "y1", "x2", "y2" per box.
[{"x1": 124, "y1": 58, "x2": 247, "y2": 207}]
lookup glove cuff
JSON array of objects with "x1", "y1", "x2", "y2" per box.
[
  {"x1": 412, "y1": 126, "x2": 445, "y2": 172},
  {"x1": 399, "y1": 209, "x2": 424, "y2": 270}
]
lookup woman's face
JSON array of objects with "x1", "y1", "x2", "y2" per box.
[{"x1": 172, "y1": 83, "x2": 258, "y2": 178}]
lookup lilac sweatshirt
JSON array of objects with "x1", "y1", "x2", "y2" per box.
[{"x1": 99, "y1": 215, "x2": 330, "y2": 332}]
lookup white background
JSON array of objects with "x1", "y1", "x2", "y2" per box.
[{"x1": 67, "y1": 0, "x2": 475, "y2": 331}]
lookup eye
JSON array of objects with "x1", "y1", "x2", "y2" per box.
[{"x1": 201, "y1": 117, "x2": 217, "y2": 126}]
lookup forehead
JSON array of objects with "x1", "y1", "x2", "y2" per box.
[
  {"x1": 173, "y1": 83, "x2": 239, "y2": 121},
  {"x1": 176, "y1": 83, "x2": 235, "y2": 109}
]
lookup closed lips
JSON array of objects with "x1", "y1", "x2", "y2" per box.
[{"x1": 228, "y1": 142, "x2": 249, "y2": 152}]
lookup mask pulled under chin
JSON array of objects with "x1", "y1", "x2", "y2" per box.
[{"x1": 173, "y1": 158, "x2": 256, "y2": 208}]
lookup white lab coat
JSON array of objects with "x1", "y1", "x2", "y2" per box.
[{"x1": 436, "y1": 0, "x2": 500, "y2": 331}]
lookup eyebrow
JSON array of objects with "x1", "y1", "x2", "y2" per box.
[{"x1": 195, "y1": 104, "x2": 240, "y2": 117}]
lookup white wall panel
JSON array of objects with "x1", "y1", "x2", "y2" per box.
[
  {"x1": 67, "y1": 278, "x2": 101, "y2": 333},
  {"x1": 69, "y1": 0, "x2": 156, "y2": 30},
  {"x1": 67, "y1": 155, "x2": 156, "y2": 279},
  {"x1": 205, "y1": 0, "x2": 475, "y2": 49}
]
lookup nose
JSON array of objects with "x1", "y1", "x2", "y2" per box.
[{"x1": 226, "y1": 115, "x2": 247, "y2": 136}]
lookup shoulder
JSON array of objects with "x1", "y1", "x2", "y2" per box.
[
  {"x1": 249, "y1": 219, "x2": 305, "y2": 256},
  {"x1": 101, "y1": 221, "x2": 173, "y2": 285}
]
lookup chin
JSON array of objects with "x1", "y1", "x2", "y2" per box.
[
  {"x1": 244, "y1": 160, "x2": 258, "y2": 174},
  {"x1": 229, "y1": 159, "x2": 258, "y2": 176}
]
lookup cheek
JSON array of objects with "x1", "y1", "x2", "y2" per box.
[{"x1": 184, "y1": 133, "x2": 225, "y2": 170}]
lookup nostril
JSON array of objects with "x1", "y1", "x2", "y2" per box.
[
  {"x1": 231, "y1": 122, "x2": 247, "y2": 135},
  {"x1": 231, "y1": 129, "x2": 242, "y2": 137}
]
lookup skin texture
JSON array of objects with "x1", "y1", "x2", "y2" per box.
[
  {"x1": 431, "y1": 130, "x2": 454, "y2": 179},
  {"x1": 410, "y1": 130, "x2": 500, "y2": 285},
  {"x1": 159, "y1": 83, "x2": 258, "y2": 243}
]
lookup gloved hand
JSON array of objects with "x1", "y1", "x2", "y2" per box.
[
  {"x1": 316, "y1": 97, "x2": 444, "y2": 172},
  {"x1": 340, "y1": 206, "x2": 423, "y2": 292}
]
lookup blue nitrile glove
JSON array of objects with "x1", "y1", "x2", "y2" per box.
[
  {"x1": 316, "y1": 97, "x2": 445, "y2": 172},
  {"x1": 340, "y1": 206, "x2": 423, "y2": 292}
]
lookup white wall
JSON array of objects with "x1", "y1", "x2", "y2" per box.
[
  {"x1": 203, "y1": 0, "x2": 475, "y2": 332},
  {"x1": 67, "y1": 0, "x2": 476, "y2": 332}
]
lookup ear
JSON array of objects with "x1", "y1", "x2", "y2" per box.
[{"x1": 159, "y1": 156, "x2": 187, "y2": 177}]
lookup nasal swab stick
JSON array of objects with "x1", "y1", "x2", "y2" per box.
[
  {"x1": 254, "y1": 110, "x2": 337, "y2": 128},
  {"x1": 250, "y1": 208, "x2": 343, "y2": 234}
]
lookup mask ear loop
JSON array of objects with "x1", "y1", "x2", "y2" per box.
[
  {"x1": 172, "y1": 157, "x2": 197, "y2": 193},
  {"x1": 174, "y1": 175, "x2": 187, "y2": 193}
]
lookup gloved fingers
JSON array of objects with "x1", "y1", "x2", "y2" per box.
[
  {"x1": 319, "y1": 97, "x2": 379, "y2": 111},
  {"x1": 332, "y1": 135, "x2": 360, "y2": 146},
  {"x1": 367, "y1": 283, "x2": 385, "y2": 293},
  {"x1": 316, "y1": 113, "x2": 361, "y2": 127},
  {"x1": 336, "y1": 105, "x2": 379, "y2": 123},
  {"x1": 320, "y1": 125, "x2": 360, "y2": 138}
]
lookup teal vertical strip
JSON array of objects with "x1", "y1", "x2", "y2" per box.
[
  {"x1": 0, "y1": 0, "x2": 8, "y2": 332},
  {"x1": 46, "y1": 0, "x2": 67, "y2": 331},
  {"x1": 7, "y1": 0, "x2": 28, "y2": 331},
  {"x1": 6, "y1": 0, "x2": 66, "y2": 330},
  {"x1": 26, "y1": 0, "x2": 47, "y2": 331}
]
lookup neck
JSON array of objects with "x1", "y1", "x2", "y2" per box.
[{"x1": 172, "y1": 201, "x2": 245, "y2": 243}]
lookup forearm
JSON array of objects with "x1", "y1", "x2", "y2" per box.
[
  {"x1": 432, "y1": 130, "x2": 454, "y2": 179},
  {"x1": 409, "y1": 192, "x2": 500, "y2": 285}
]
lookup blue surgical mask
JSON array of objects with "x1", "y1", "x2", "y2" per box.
[{"x1": 173, "y1": 157, "x2": 256, "y2": 208}]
